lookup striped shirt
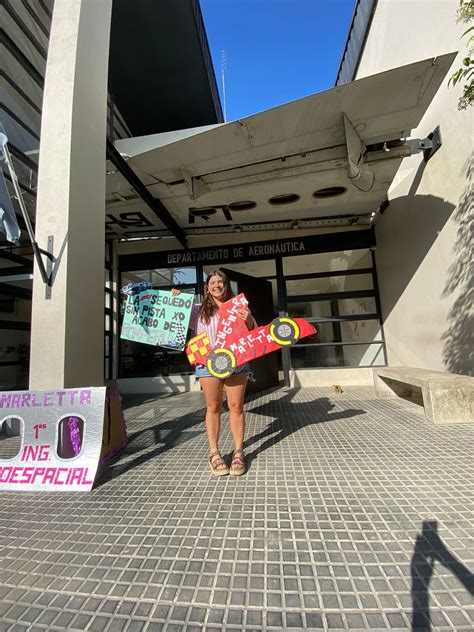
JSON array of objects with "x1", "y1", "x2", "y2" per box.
[{"x1": 190, "y1": 303, "x2": 256, "y2": 346}]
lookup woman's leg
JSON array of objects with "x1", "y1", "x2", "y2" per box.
[
  {"x1": 200, "y1": 377, "x2": 225, "y2": 457},
  {"x1": 224, "y1": 374, "x2": 248, "y2": 450}
]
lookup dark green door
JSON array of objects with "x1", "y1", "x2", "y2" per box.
[{"x1": 221, "y1": 267, "x2": 279, "y2": 394}]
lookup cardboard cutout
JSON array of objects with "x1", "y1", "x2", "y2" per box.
[
  {"x1": 0, "y1": 387, "x2": 106, "y2": 491},
  {"x1": 186, "y1": 293, "x2": 317, "y2": 378}
]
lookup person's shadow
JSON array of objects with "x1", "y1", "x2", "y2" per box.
[
  {"x1": 243, "y1": 389, "x2": 365, "y2": 464},
  {"x1": 95, "y1": 403, "x2": 207, "y2": 487},
  {"x1": 411, "y1": 520, "x2": 474, "y2": 630}
]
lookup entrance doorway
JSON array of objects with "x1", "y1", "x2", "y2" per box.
[
  {"x1": 220, "y1": 267, "x2": 280, "y2": 394},
  {"x1": 117, "y1": 235, "x2": 386, "y2": 390}
]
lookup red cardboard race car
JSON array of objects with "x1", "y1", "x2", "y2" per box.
[{"x1": 186, "y1": 293, "x2": 317, "y2": 378}]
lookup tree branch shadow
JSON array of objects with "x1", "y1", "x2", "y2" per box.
[{"x1": 442, "y1": 153, "x2": 474, "y2": 376}]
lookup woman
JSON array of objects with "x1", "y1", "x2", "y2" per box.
[{"x1": 173, "y1": 270, "x2": 254, "y2": 477}]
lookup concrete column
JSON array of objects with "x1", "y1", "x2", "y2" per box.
[{"x1": 29, "y1": 0, "x2": 113, "y2": 389}]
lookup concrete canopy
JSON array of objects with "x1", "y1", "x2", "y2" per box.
[{"x1": 105, "y1": 53, "x2": 455, "y2": 240}]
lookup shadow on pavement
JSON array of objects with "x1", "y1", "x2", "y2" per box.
[
  {"x1": 95, "y1": 404, "x2": 207, "y2": 488},
  {"x1": 98, "y1": 387, "x2": 365, "y2": 485},
  {"x1": 244, "y1": 388, "x2": 366, "y2": 464},
  {"x1": 411, "y1": 519, "x2": 474, "y2": 631},
  {"x1": 121, "y1": 392, "x2": 184, "y2": 410}
]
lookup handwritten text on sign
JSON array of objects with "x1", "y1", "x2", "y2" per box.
[
  {"x1": 0, "y1": 387, "x2": 106, "y2": 492},
  {"x1": 121, "y1": 289, "x2": 193, "y2": 349}
]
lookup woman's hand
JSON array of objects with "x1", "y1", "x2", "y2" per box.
[
  {"x1": 171, "y1": 288, "x2": 181, "y2": 296},
  {"x1": 237, "y1": 309, "x2": 253, "y2": 329}
]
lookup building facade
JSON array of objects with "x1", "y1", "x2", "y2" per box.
[
  {"x1": 0, "y1": 0, "x2": 223, "y2": 392},
  {"x1": 1, "y1": 0, "x2": 470, "y2": 397},
  {"x1": 337, "y1": 0, "x2": 472, "y2": 377},
  {"x1": 0, "y1": 0, "x2": 54, "y2": 391}
]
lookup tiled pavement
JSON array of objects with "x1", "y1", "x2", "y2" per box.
[{"x1": 1, "y1": 386, "x2": 473, "y2": 631}]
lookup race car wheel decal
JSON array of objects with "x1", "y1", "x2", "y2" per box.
[
  {"x1": 207, "y1": 348, "x2": 236, "y2": 379},
  {"x1": 269, "y1": 317, "x2": 300, "y2": 346}
]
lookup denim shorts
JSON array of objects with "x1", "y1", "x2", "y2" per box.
[{"x1": 195, "y1": 362, "x2": 252, "y2": 380}]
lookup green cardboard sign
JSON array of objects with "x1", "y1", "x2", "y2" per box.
[{"x1": 121, "y1": 289, "x2": 193, "y2": 350}]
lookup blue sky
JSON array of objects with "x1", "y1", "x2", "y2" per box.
[{"x1": 200, "y1": 0, "x2": 356, "y2": 122}]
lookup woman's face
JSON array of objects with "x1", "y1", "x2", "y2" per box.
[{"x1": 207, "y1": 274, "x2": 226, "y2": 301}]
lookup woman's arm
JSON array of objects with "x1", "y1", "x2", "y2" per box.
[{"x1": 237, "y1": 308, "x2": 256, "y2": 330}]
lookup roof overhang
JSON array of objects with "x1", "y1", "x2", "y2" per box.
[
  {"x1": 108, "y1": 0, "x2": 223, "y2": 136},
  {"x1": 105, "y1": 53, "x2": 456, "y2": 241}
]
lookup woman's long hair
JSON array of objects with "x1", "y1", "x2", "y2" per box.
[{"x1": 199, "y1": 270, "x2": 234, "y2": 324}]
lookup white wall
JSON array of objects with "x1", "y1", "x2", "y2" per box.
[{"x1": 356, "y1": 0, "x2": 473, "y2": 375}]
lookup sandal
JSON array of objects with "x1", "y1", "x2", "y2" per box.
[
  {"x1": 208, "y1": 451, "x2": 229, "y2": 476},
  {"x1": 230, "y1": 449, "x2": 246, "y2": 476}
]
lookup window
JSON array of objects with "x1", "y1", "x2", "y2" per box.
[
  {"x1": 283, "y1": 249, "x2": 385, "y2": 369},
  {"x1": 286, "y1": 273, "x2": 374, "y2": 296}
]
